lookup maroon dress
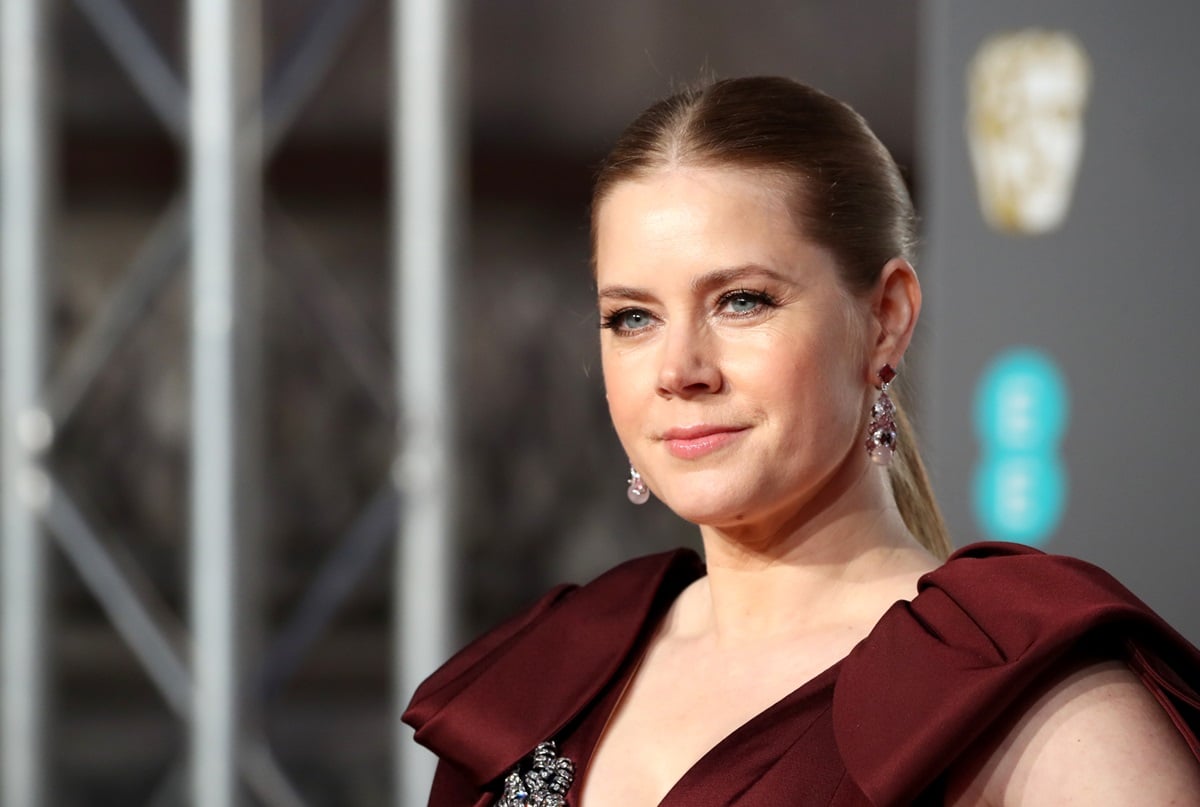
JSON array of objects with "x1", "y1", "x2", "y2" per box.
[{"x1": 404, "y1": 543, "x2": 1200, "y2": 806}]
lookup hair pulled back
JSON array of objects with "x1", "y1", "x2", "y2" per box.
[{"x1": 592, "y1": 76, "x2": 952, "y2": 559}]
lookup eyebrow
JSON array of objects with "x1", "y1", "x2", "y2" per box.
[{"x1": 597, "y1": 264, "x2": 793, "y2": 301}]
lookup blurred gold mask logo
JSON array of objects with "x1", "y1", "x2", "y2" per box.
[{"x1": 967, "y1": 29, "x2": 1092, "y2": 235}]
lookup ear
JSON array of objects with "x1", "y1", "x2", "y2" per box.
[{"x1": 866, "y1": 257, "x2": 921, "y2": 379}]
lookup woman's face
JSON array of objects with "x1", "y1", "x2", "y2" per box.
[{"x1": 595, "y1": 167, "x2": 875, "y2": 531}]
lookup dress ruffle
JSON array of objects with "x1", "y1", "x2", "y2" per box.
[
  {"x1": 403, "y1": 549, "x2": 703, "y2": 788},
  {"x1": 405, "y1": 543, "x2": 1200, "y2": 805},
  {"x1": 834, "y1": 542, "x2": 1200, "y2": 804}
]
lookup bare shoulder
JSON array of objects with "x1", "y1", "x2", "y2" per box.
[{"x1": 945, "y1": 658, "x2": 1200, "y2": 806}]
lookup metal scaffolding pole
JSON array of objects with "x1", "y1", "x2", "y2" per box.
[
  {"x1": 393, "y1": 0, "x2": 461, "y2": 803},
  {"x1": 1, "y1": 0, "x2": 50, "y2": 804},
  {"x1": 189, "y1": 0, "x2": 261, "y2": 804}
]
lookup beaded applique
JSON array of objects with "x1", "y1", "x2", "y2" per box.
[{"x1": 496, "y1": 741, "x2": 575, "y2": 807}]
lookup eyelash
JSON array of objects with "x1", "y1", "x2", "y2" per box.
[{"x1": 600, "y1": 288, "x2": 778, "y2": 336}]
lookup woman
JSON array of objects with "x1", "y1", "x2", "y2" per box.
[{"x1": 405, "y1": 77, "x2": 1200, "y2": 805}]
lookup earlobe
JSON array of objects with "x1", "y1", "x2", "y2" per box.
[{"x1": 870, "y1": 257, "x2": 922, "y2": 371}]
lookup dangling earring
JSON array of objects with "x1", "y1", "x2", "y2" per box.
[
  {"x1": 627, "y1": 463, "x2": 650, "y2": 505},
  {"x1": 866, "y1": 364, "x2": 898, "y2": 467}
]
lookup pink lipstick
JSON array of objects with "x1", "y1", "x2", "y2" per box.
[{"x1": 661, "y1": 425, "x2": 747, "y2": 459}]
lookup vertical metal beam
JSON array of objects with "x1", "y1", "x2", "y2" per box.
[
  {"x1": 1, "y1": 0, "x2": 50, "y2": 805},
  {"x1": 392, "y1": 0, "x2": 461, "y2": 803},
  {"x1": 189, "y1": 0, "x2": 261, "y2": 804}
]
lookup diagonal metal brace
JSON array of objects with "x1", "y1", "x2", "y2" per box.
[
  {"x1": 69, "y1": 0, "x2": 188, "y2": 141},
  {"x1": 268, "y1": 206, "x2": 395, "y2": 416},
  {"x1": 47, "y1": 198, "x2": 189, "y2": 427},
  {"x1": 260, "y1": 481, "x2": 397, "y2": 699},
  {"x1": 261, "y1": 0, "x2": 372, "y2": 154},
  {"x1": 44, "y1": 476, "x2": 311, "y2": 807}
]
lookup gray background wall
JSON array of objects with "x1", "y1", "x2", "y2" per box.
[{"x1": 922, "y1": 0, "x2": 1199, "y2": 642}]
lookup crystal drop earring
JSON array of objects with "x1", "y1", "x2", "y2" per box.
[
  {"x1": 866, "y1": 364, "x2": 898, "y2": 467},
  {"x1": 627, "y1": 463, "x2": 650, "y2": 505}
]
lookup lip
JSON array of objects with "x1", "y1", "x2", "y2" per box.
[{"x1": 660, "y1": 425, "x2": 748, "y2": 459}]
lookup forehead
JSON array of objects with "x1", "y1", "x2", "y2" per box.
[{"x1": 594, "y1": 167, "x2": 807, "y2": 277}]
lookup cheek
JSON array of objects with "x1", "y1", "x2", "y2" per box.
[
  {"x1": 600, "y1": 346, "x2": 641, "y2": 435},
  {"x1": 738, "y1": 323, "x2": 853, "y2": 390},
  {"x1": 757, "y1": 329, "x2": 867, "y2": 430}
]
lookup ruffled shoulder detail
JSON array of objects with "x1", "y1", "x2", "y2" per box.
[
  {"x1": 834, "y1": 541, "x2": 1200, "y2": 805},
  {"x1": 402, "y1": 548, "x2": 704, "y2": 788}
]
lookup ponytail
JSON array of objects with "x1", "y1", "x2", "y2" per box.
[{"x1": 886, "y1": 387, "x2": 952, "y2": 560}]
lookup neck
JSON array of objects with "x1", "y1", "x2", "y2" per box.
[{"x1": 686, "y1": 460, "x2": 937, "y2": 645}]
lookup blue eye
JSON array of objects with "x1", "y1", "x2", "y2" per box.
[
  {"x1": 719, "y1": 289, "x2": 774, "y2": 315},
  {"x1": 601, "y1": 308, "x2": 655, "y2": 334}
]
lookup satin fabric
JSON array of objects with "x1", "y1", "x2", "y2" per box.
[{"x1": 404, "y1": 543, "x2": 1200, "y2": 806}]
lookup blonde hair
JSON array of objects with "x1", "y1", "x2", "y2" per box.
[{"x1": 888, "y1": 385, "x2": 952, "y2": 559}]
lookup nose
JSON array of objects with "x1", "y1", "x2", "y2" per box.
[{"x1": 656, "y1": 323, "x2": 722, "y2": 398}]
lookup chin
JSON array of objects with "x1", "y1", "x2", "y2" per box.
[{"x1": 653, "y1": 481, "x2": 761, "y2": 527}]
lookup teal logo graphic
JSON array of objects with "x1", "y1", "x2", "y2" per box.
[{"x1": 972, "y1": 349, "x2": 1069, "y2": 545}]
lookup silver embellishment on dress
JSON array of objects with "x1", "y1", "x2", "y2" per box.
[{"x1": 496, "y1": 741, "x2": 575, "y2": 807}]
